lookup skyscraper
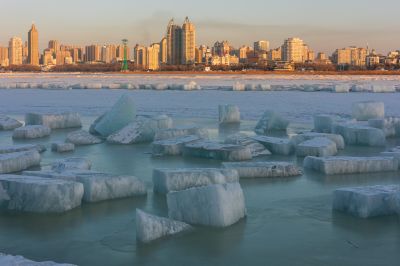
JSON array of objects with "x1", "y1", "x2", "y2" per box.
[
  {"x1": 159, "y1": 37, "x2": 167, "y2": 64},
  {"x1": 254, "y1": 40, "x2": 269, "y2": 53},
  {"x1": 166, "y1": 19, "x2": 182, "y2": 65},
  {"x1": 282, "y1": 37, "x2": 308, "y2": 63},
  {"x1": 48, "y1": 40, "x2": 60, "y2": 53},
  {"x1": 147, "y1": 43, "x2": 160, "y2": 70},
  {"x1": 28, "y1": 24, "x2": 39, "y2": 66},
  {"x1": 182, "y1": 17, "x2": 196, "y2": 64},
  {"x1": 8, "y1": 37, "x2": 23, "y2": 65}
]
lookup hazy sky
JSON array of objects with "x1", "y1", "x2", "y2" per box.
[{"x1": 1, "y1": 0, "x2": 399, "y2": 54}]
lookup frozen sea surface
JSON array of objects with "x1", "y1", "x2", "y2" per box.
[{"x1": 0, "y1": 74, "x2": 399, "y2": 266}]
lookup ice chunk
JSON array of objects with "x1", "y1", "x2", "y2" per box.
[
  {"x1": 51, "y1": 142, "x2": 75, "y2": 153},
  {"x1": 245, "y1": 84, "x2": 271, "y2": 91},
  {"x1": 368, "y1": 117, "x2": 400, "y2": 138},
  {"x1": 313, "y1": 115, "x2": 334, "y2": 133},
  {"x1": 167, "y1": 183, "x2": 246, "y2": 227},
  {"x1": 183, "y1": 140, "x2": 252, "y2": 161},
  {"x1": 371, "y1": 85, "x2": 396, "y2": 93},
  {"x1": 0, "y1": 253, "x2": 77, "y2": 266},
  {"x1": 136, "y1": 209, "x2": 193, "y2": 243},
  {"x1": 332, "y1": 84, "x2": 350, "y2": 93},
  {"x1": 352, "y1": 101, "x2": 385, "y2": 121},
  {"x1": 296, "y1": 137, "x2": 338, "y2": 157},
  {"x1": 255, "y1": 110, "x2": 289, "y2": 134},
  {"x1": 22, "y1": 170, "x2": 80, "y2": 181},
  {"x1": 25, "y1": 112, "x2": 82, "y2": 129},
  {"x1": 0, "y1": 151, "x2": 41, "y2": 174},
  {"x1": 224, "y1": 133, "x2": 271, "y2": 157},
  {"x1": 0, "y1": 144, "x2": 46, "y2": 154},
  {"x1": 304, "y1": 156, "x2": 398, "y2": 175},
  {"x1": 333, "y1": 185, "x2": 400, "y2": 218},
  {"x1": 251, "y1": 135, "x2": 294, "y2": 155},
  {"x1": 232, "y1": 82, "x2": 246, "y2": 91},
  {"x1": 380, "y1": 150, "x2": 400, "y2": 169},
  {"x1": 154, "y1": 126, "x2": 209, "y2": 141},
  {"x1": 0, "y1": 183, "x2": 9, "y2": 202},
  {"x1": 0, "y1": 175, "x2": 83, "y2": 213},
  {"x1": 51, "y1": 158, "x2": 92, "y2": 172},
  {"x1": 107, "y1": 115, "x2": 173, "y2": 144},
  {"x1": 0, "y1": 115, "x2": 22, "y2": 130},
  {"x1": 153, "y1": 168, "x2": 239, "y2": 194},
  {"x1": 152, "y1": 135, "x2": 201, "y2": 156},
  {"x1": 219, "y1": 105, "x2": 240, "y2": 124},
  {"x1": 222, "y1": 162, "x2": 301, "y2": 178},
  {"x1": 332, "y1": 123, "x2": 386, "y2": 147},
  {"x1": 66, "y1": 130, "x2": 102, "y2": 145},
  {"x1": 12, "y1": 125, "x2": 51, "y2": 139},
  {"x1": 90, "y1": 94, "x2": 137, "y2": 137}
]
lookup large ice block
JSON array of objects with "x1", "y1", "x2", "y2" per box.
[
  {"x1": 368, "y1": 117, "x2": 400, "y2": 138},
  {"x1": 136, "y1": 209, "x2": 193, "y2": 243},
  {"x1": 25, "y1": 112, "x2": 82, "y2": 129},
  {"x1": 152, "y1": 135, "x2": 201, "y2": 156},
  {"x1": 291, "y1": 132, "x2": 345, "y2": 150},
  {"x1": 0, "y1": 115, "x2": 22, "y2": 130},
  {"x1": 333, "y1": 185, "x2": 400, "y2": 218},
  {"x1": 313, "y1": 114, "x2": 335, "y2": 133},
  {"x1": 304, "y1": 156, "x2": 398, "y2": 175},
  {"x1": 251, "y1": 135, "x2": 294, "y2": 155},
  {"x1": 183, "y1": 140, "x2": 252, "y2": 161},
  {"x1": 332, "y1": 123, "x2": 386, "y2": 147},
  {"x1": 254, "y1": 110, "x2": 289, "y2": 134},
  {"x1": 12, "y1": 125, "x2": 51, "y2": 139},
  {"x1": 0, "y1": 175, "x2": 83, "y2": 213},
  {"x1": 0, "y1": 253, "x2": 77, "y2": 266},
  {"x1": 296, "y1": 137, "x2": 338, "y2": 157},
  {"x1": 66, "y1": 130, "x2": 102, "y2": 145},
  {"x1": 0, "y1": 151, "x2": 41, "y2": 174},
  {"x1": 222, "y1": 162, "x2": 302, "y2": 178},
  {"x1": 154, "y1": 126, "x2": 209, "y2": 141},
  {"x1": 0, "y1": 144, "x2": 46, "y2": 154},
  {"x1": 224, "y1": 133, "x2": 271, "y2": 157},
  {"x1": 352, "y1": 101, "x2": 385, "y2": 121},
  {"x1": 167, "y1": 183, "x2": 246, "y2": 227},
  {"x1": 90, "y1": 94, "x2": 137, "y2": 137},
  {"x1": 219, "y1": 105, "x2": 240, "y2": 124},
  {"x1": 153, "y1": 168, "x2": 239, "y2": 194},
  {"x1": 51, "y1": 158, "x2": 92, "y2": 173},
  {"x1": 51, "y1": 142, "x2": 75, "y2": 153}
]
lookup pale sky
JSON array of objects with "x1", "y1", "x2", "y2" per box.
[{"x1": 1, "y1": 0, "x2": 399, "y2": 54}]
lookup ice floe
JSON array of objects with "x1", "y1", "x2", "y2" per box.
[
  {"x1": 332, "y1": 122, "x2": 386, "y2": 147},
  {"x1": 222, "y1": 162, "x2": 301, "y2": 178},
  {"x1": 0, "y1": 144, "x2": 46, "y2": 154},
  {"x1": 66, "y1": 130, "x2": 103, "y2": 145},
  {"x1": 251, "y1": 135, "x2": 294, "y2": 155},
  {"x1": 0, "y1": 115, "x2": 22, "y2": 130},
  {"x1": 51, "y1": 142, "x2": 75, "y2": 153},
  {"x1": 154, "y1": 126, "x2": 209, "y2": 141},
  {"x1": 0, "y1": 253, "x2": 77, "y2": 266},
  {"x1": 25, "y1": 112, "x2": 82, "y2": 129},
  {"x1": 0, "y1": 151, "x2": 41, "y2": 174},
  {"x1": 183, "y1": 140, "x2": 252, "y2": 161},
  {"x1": 51, "y1": 158, "x2": 92, "y2": 173},
  {"x1": 152, "y1": 135, "x2": 202, "y2": 156},
  {"x1": 12, "y1": 125, "x2": 51, "y2": 139},
  {"x1": 296, "y1": 137, "x2": 338, "y2": 157},
  {"x1": 224, "y1": 133, "x2": 271, "y2": 157},
  {"x1": 254, "y1": 110, "x2": 289, "y2": 134},
  {"x1": 291, "y1": 132, "x2": 345, "y2": 149}
]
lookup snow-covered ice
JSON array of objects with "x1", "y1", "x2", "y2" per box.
[
  {"x1": 254, "y1": 110, "x2": 289, "y2": 134},
  {"x1": 154, "y1": 126, "x2": 209, "y2": 141},
  {"x1": 222, "y1": 162, "x2": 301, "y2": 179},
  {"x1": 296, "y1": 137, "x2": 338, "y2": 157},
  {"x1": 0, "y1": 150, "x2": 41, "y2": 174},
  {"x1": 152, "y1": 135, "x2": 202, "y2": 156},
  {"x1": 183, "y1": 140, "x2": 252, "y2": 161},
  {"x1": 153, "y1": 168, "x2": 239, "y2": 194},
  {"x1": 51, "y1": 158, "x2": 92, "y2": 173},
  {"x1": 66, "y1": 130, "x2": 102, "y2": 145},
  {"x1": 224, "y1": 133, "x2": 271, "y2": 157},
  {"x1": 51, "y1": 142, "x2": 75, "y2": 153},
  {"x1": 167, "y1": 183, "x2": 246, "y2": 227},
  {"x1": 0, "y1": 144, "x2": 46, "y2": 154},
  {"x1": 333, "y1": 185, "x2": 400, "y2": 218},
  {"x1": 25, "y1": 112, "x2": 82, "y2": 129},
  {"x1": 12, "y1": 125, "x2": 51, "y2": 139},
  {"x1": 136, "y1": 209, "x2": 193, "y2": 243},
  {"x1": 219, "y1": 105, "x2": 240, "y2": 124},
  {"x1": 352, "y1": 101, "x2": 385, "y2": 121},
  {"x1": 304, "y1": 156, "x2": 398, "y2": 175},
  {"x1": 332, "y1": 122, "x2": 386, "y2": 147},
  {"x1": 251, "y1": 135, "x2": 294, "y2": 155},
  {"x1": 291, "y1": 132, "x2": 345, "y2": 149},
  {"x1": 0, "y1": 115, "x2": 22, "y2": 130},
  {"x1": 0, "y1": 174, "x2": 83, "y2": 213},
  {"x1": 0, "y1": 253, "x2": 76, "y2": 266},
  {"x1": 90, "y1": 94, "x2": 137, "y2": 137}
]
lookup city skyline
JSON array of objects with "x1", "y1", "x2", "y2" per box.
[{"x1": 1, "y1": 0, "x2": 400, "y2": 53}]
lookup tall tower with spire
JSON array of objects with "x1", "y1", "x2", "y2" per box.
[
  {"x1": 182, "y1": 17, "x2": 196, "y2": 65},
  {"x1": 28, "y1": 24, "x2": 39, "y2": 66}
]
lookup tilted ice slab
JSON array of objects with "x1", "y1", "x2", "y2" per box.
[
  {"x1": 51, "y1": 142, "x2": 75, "y2": 153},
  {"x1": 0, "y1": 115, "x2": 22, "y2": 130},
  {"x1": 107, "y1": 115, "x2": 173, "y2": 144},
  {"x1": 219, "y1": 105, "x2": 240, "y2": 124},
  {"x1": 153, "y1": 168, "x2": 239, "y2": 194},
  {"x1": 12, "y1": 125, "x2": 51, "y2": 139},
  {"x1": 332, "y1": 122, "x2": 386, "y2": 147},
  {"x1": 254, "y1": 110, "x2": 289, "y2": 134},
  {"x1": 0, "y1": 175, "x2": 83, "y2": 213},
  {"x1": 222, "y1": 162, "x2": 302, "y2": 179},
  {"x1": 66, "y1": 130, "x2": 103, "y2": 145},
  {"x1": 25, "y1": 112, "x2": 82, "y2": 129},
  {"x1": 51, "y1": 158, "x2": 92, "y2": 173},
  {"x1": 136, "y1": 209, "x2": 193, "y2": 243},
  {"x1": 224, "y1": 133, "x2": 271, "y2": 157},
  {"x1": 167, "y1": 183, "x2": 246, "y2": 227},
  {"x1": 90, "y1": 94, "x2": 137, "y2": 137},
  {"x1": 0, "y1": 253, "x2": 77, "y2": 266},
  {"x1": 251, "y1": 135, "x2": 294, "y2": 155},
  {"x1": 296, "y1": 137, "x2": 338, "y2": 157},
  {"x1": 154, "y1": 126, "x2": 209, "y2": 141},
  {"x1": 291, "y1": 132, "x2": 345, "y2": 150},
  {"x1": 368, "y1": 117, "x2": 400, "y2": 138},
  {"x1": 152, "y1": 135, "x2": 201, "y2": 156},
  {"x1": 333, "y1": 185, "x2": 400, "y2": 218},
  {"x1": 304, "y1": 156, "x2": 398, "y2": 175},
  {"x1": 0, "y1": 144, "x2": 46, "y2": 154},
  {"x1": 352, "y1": 101, "x2": 385, "y2": 121},
  {"x1": 0, "y1": 151, "x2": 41, "y2": 174},
  {"x1": 183, "y1": 140, "x2": 252, "y2": 161}
]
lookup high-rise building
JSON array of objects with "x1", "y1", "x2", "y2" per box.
[
  {"x1": 182, "y1": 17, "x2": 196, "y2": 64},
  {"x1": 0, "y1": 46, "x2": 9, "y2": 67},
  {"x1": 8, "y1": 37, "x2": 23, "y2": 65},
  {"x1": 48, "y1": 40, "x2": 60, "y2": 53},
  {"x1": 166, "y1": 19, "x2": 183, "y2": 65},
  {"x1": 101, "y1": 45, "x2": 117, "y2": 63},
  {"x1": 85, "y1": 45, "x2": 101, "y2": 62},
  {"x1": 268, "y1": 47, "x2": 282, "y2": 61},
  {"x1": 42, "y1": 49, "x2": 55, "y2": 66},
  {"x1": 212, "y1": 41, "x2": 230, "y2": 56},
  {"x1": 254, "y1": 40, "x2": 269, "y2": 53},
  {"x1": 134, "y1": 44, "x2": 147, "y2": 69},
  {"x1": 147, "y1": 43, "x2": 160, "y2": 70},
  {"x1": 282, "y1": 37, "x2": 311, "y2": 63},
  {"x1": 28, "y1": 24, "x2": 39, "y2": 66},
  {"x1": 159, "y1": 37, "x2": 167, "y2": 64},
  {"x1": 116, "y1": 45, "x2": 129, "y2": 61},
  {"x1": 332, "y1": 47, "x2": 367, "y2": 66}
]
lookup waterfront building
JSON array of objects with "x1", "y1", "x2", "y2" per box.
[
  {"x1": 0, "y1": 46, "x2": 9, "y2": 67},
  {"x1": 8, "y1": 37, "x2": 23, "y2": 65},
  {"x1": 28, "y1": 24, "x2": 39, "y2": 66},
  {"x1": 147, "y1": 43, "x2": 160, "y2": 70}
]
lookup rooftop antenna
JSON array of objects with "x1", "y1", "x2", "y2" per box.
[{"x1": 121, "y1": 39, "x2": 129, "y2": 72}]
